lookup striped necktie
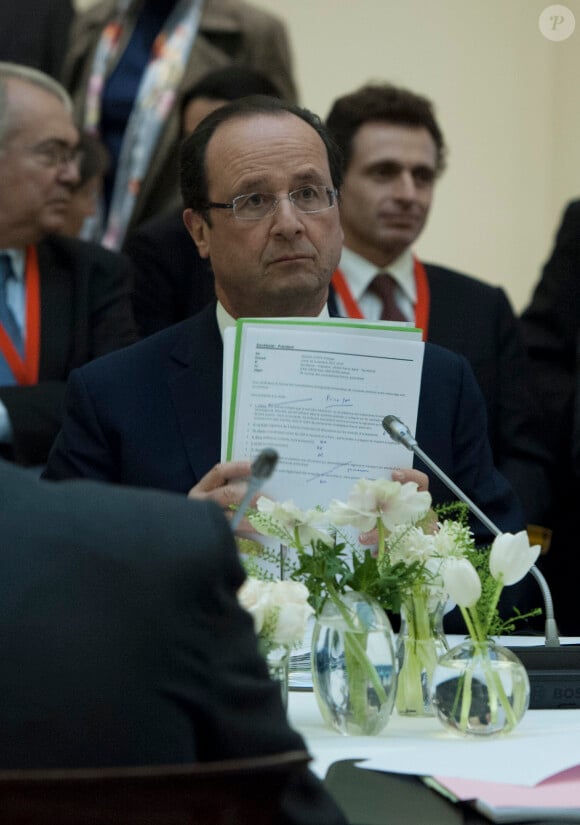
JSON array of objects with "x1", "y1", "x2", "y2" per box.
[
  {"x1": 369, "y1": 272, "x2": 406, "y2": 322},
  {"x1": 0, "y1": 255, "x2": 23, "y2": 384}
]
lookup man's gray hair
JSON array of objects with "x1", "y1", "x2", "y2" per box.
[{"x1": 0, "y1": 62, "x2": 73, "y2": 149}]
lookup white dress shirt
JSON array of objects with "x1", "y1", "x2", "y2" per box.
[{"x1": 216, "y1": 300, "x2": 330, "y2": 339}]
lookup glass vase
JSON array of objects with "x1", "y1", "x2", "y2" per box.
[
  {"x1": 430, "y1": 638, "x2": 530, "y2": 736},
  {"x1": 265, "y1": 644, "x2": 290, "y2": 711},
  {"x1": 395, "y1": 590, "x2": 449, "y2": 716},
  {"x1": 311, "y1": 591, "x2": 397, "y2": 736}
]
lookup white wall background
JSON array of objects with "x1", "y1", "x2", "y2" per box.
[{"x1": 75, "y1": 0, "x2": 580, "y2": 311}]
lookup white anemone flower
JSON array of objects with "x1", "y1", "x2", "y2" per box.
[
  {"x1": 432, "y1": 520, "x2": 473, "y2": 558},
  {"x1": 387, "y1": 524, "x2": 437, "y2": 565},
  {"x1": 237, "y1": 577, "x2": 313, "y2": 648},
  {"x1": 326, "y1": 479, "x2": 431, "y2": 532},
  {"x1": 255, "y1": 496, "x2": 333, "y2": 546},
  {"x1": 441, "y1": 557, "x2": 481, "y2": 608},
  {"x1": 237, "y1": 577, "x2": 272, "y2": 634},
  {"x1": 489, "y1": 531, "x2": 541, "y2": 586}
]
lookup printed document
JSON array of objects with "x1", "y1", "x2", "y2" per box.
[{"x1": 222, "y1": 318, "x2": 424, "y2": 508}]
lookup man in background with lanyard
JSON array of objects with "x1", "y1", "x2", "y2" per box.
[
  {"x1": 0, "y1": 62, "x2": 137, "y2": 468},
  {"x1": 325, "y1": 83, "x2": 552, "y2": 536}
]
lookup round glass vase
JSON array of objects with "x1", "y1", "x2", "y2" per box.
[
  {"x1": 264, "y1": 644, "x2": 290, "y2": 711},
  {"x1": 430, "y1": 638, "x2": 530, "y2": 736},
  {"x1": 311, "y1": 591, "x2": 397, "y2": 736},
  {"x1": 395, "y1": 592, "x2": 449, "y2": 717}
]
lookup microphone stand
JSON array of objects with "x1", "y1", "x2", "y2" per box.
[
  {"x1": 382, "y1": 414, "x2": 580, "y2": 709},
  {"x1": 382, "y1": 415, "x2": 560, "y2": 646}
]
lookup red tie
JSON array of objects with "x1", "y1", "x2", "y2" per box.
[{"x1": 369, "y1": 273, "x2": 406, "y2": 321}]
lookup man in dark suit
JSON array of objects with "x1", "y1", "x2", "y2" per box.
[
  {"x1": 520, "y1": 199, "x2": 580, "y2": 427},
  {"x1": 520, "y1": 200, "x2": 580, "y2": 633},
  {"x1": 0, "y1": 63, "x2": 138, "y2": 466},
  {"x1": 325, "y1": 83, "x2": 552, "y2": 529},
  {"x1": 0, "y1": 460, "x2": 345, "y2": 823},
  {"x1": 43, "y1": 96, "x2": 526, "y2": 547}
]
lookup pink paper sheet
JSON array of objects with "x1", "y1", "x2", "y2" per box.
[{"x1": 433, "y1": 764, "x2": 580, "y2": 809}]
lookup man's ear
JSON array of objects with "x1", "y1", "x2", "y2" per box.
[{"x1": 183, "y1": 209, "x2": 210, "y2": 259}]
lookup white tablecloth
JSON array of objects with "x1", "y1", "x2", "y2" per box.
[{"x1": 288, "y1": 637, "x2": 580, "y2": 785}]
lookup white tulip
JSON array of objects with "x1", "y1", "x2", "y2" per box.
[
  {"x1": 441, "y1": 557, "x2": 481, "y2": 608},
  {"x1": 489, "y1": 531, "x2": 541, "y2": 586}
]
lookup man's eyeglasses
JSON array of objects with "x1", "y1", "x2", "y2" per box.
[
  {"x1": 206, "y1": 185, "x2": 337, "y2": 221},
  {"x1": 28, "y1": 141, "x2": 82, "y2": 169}
]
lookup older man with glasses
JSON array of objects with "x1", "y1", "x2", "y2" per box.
[
  {"x1": 0, "y1": 62, "x2": 137, "y2": 468},
  {"x1": 44, "y1": 96, "x2": 526, "y2": 553}
]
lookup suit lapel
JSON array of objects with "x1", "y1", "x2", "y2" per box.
[
  {"x1": 167, "y1": 305, "x2": 224, "y2": 481},
  {"x1": 327, "y1": 284, "x2": 340, "y2": 317},
  {"x1": 36, "y1": 239, "x2": 74, "y2": 380}
]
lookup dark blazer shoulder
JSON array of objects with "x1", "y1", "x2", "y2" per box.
[
  {"x1": 423, "y1": 261, "x2": 506, "y2": 302},
  {"x1": 127, "y1": 208, "x2": 186, "y2": 245},
  {"x1": 0, "y1": 458, "x2": 238, "y2": 574},
  {"x1": 544, "y1": 199, "x2": 580, "y2": 258},
  {"x1": 561, "y1": 198, "x2": 580, "y2": 223},
  {"x1": 423, "y1": 337, "x2": 468, "y2": 363},
  {"x1": 39, "y1": 234, "x2": 129, "y2": 272},
  {"x1": 421, "y1": 338, "x2": 474, "y2": 382},
  {"x1": 77, "y1": 303, "x2": 219, "y2": 378},
  {"x1": 423, "y1": 261, "x2": 514, "y2": 349}
]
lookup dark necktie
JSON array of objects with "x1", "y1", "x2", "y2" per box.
[{"x1": 369, "y1": 272, "x2": 406, "y2": 322}]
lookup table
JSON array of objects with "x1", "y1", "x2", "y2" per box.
[
  {"x1": 288, "y1": 691, "x2": 580, "y2": 781},
  {"x1": 287, "y1": 637, "x2": 580, "y2": 824}
]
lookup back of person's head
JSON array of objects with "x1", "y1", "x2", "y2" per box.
[
  {"x1": 326, "y1": 83, "x2": 447, "y2": 175},
  {"x1": 59, "y1": 132, "x2": 110, "y2": 238},
  {"x1": 76, "y1": 131, "x2": 109, "y2": 188},
  {"x1": 0, "y1": 62, "x2": 72, "y2": 149},
  {"x1": 180, "y1": 66, "x2": 283, "y2": 125},
  {"x1": 180, "y1": 95, "x2": 343, "y2": 220}
]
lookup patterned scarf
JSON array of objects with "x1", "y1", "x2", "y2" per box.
[{"x1": 84, "y1": 0, "x2": 205, "y2": 250}]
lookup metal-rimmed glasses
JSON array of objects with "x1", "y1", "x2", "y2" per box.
[
  {"x1": 205, "y1": 185, "x2": 337, "y2": 221},
  {"x1": 27, "y1": 140, "x2": 82, "y2": 169}
]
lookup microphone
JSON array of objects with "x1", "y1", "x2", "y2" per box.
[
  {"x1": 382, "y1": 414, "x2": 559, "y2": 644},
  {"x1": 383, "y1": 415, "x2": 580, "y2": 709},
  {"x1": 230, "y1": 448, "x2": 279, "y2": 531},
  {"x1": 383, "y1": 414, "x2": 502, "y2": 538}
]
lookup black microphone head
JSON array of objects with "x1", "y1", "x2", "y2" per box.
[{"x1": 251, "y1": 448, "x2": 279, "y2": 480}]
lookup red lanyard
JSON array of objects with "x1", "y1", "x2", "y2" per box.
[
  {"x1": 331, "y1": 257, "x2": 431, "y2": 340},
  {"x1": 0, "y1": 246, "x2": 41, "y2": 385}
]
